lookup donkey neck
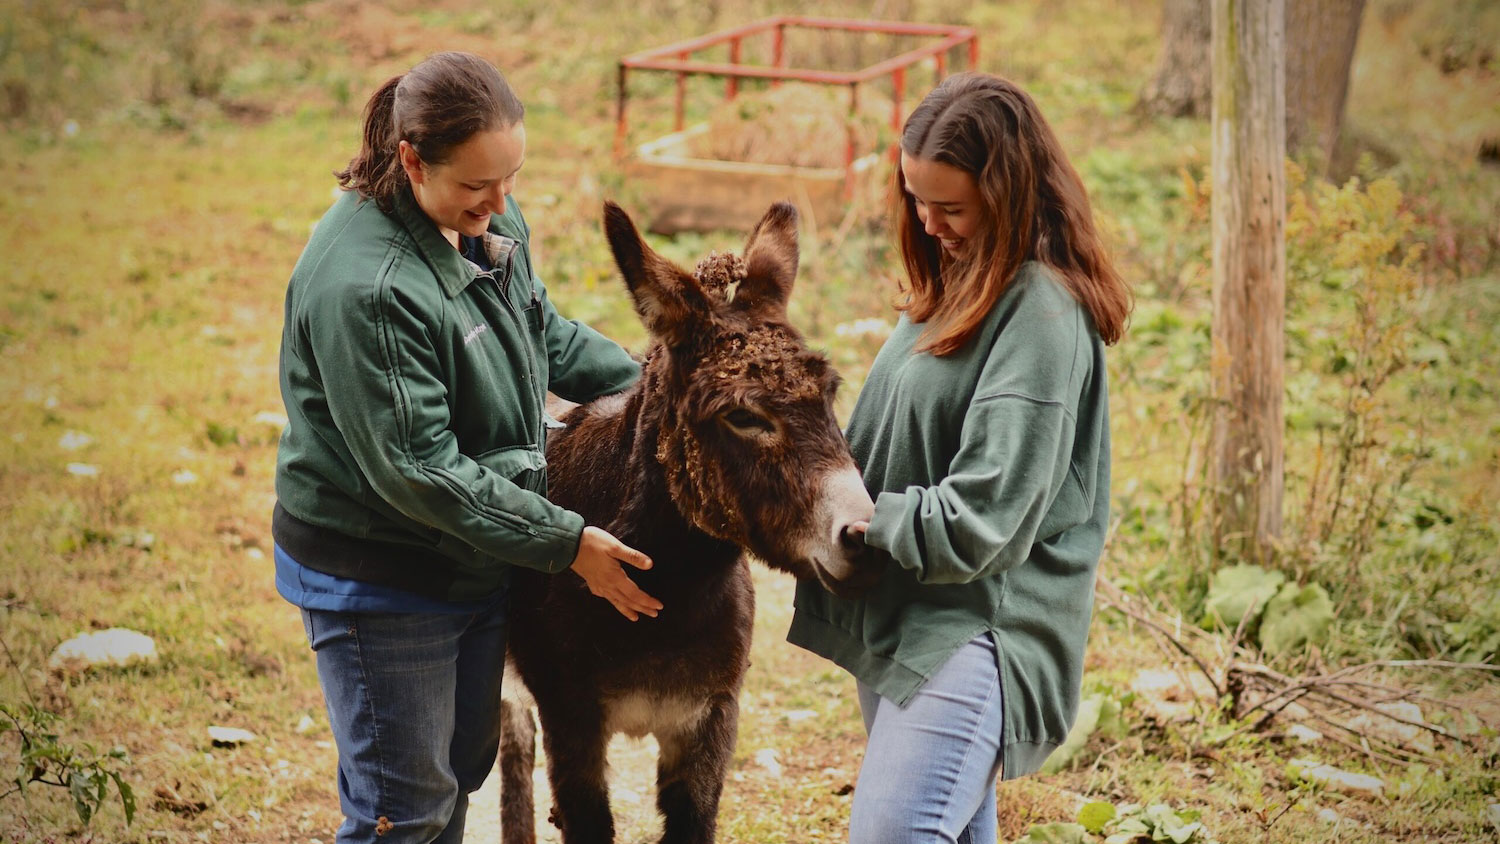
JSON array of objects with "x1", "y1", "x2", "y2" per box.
[{"x1": 631, "y1": 350, "x2": 743, "y2": 565}]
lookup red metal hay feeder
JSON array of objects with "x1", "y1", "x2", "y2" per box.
[{"x1": 615, "y1": 16, "x2": 979, "y2": 233}]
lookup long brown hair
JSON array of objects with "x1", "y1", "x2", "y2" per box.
[
  {"x1": 336, "y1": 52, "x2": 525, "y2": 212},
  {"x1": 894, "y1": 72, "x2": 1131, "y2": 354}
]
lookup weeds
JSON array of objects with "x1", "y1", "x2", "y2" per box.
[{"x1": 0, "y1": 636, "x2": 135, "y2": 828}]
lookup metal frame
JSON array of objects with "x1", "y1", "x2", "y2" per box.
[{"x1": 615, "y1": 16, "x2": 979, "y2": 192}]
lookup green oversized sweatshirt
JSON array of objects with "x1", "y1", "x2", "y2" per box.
[{"x1": 788, "y1": 261, "x2": 1111, "y2": 779}]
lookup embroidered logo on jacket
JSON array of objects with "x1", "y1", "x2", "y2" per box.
[{"x1": 463, "y1": 323, "x2": 489, "y2": 346}]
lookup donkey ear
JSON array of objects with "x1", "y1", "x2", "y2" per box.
[
  {"x1": 603, "y1": 201, "x2": 713, "y2": 346},
  {"x1": 733, "y1": 202, "x2": 799, "y2": 317}
]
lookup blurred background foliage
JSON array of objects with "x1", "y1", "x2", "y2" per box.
[{"x1": 1, "y1": 0, "x2": 1497, "y2": 841}]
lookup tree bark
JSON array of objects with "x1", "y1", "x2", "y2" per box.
[
  {"x1": 1285, "y1": 0, "x2": 1366, "y2": 174},
  {"x1": 1139, "y1": 0, "x2": 1213, "y2": 118},
  {"x1": 1211, "y1": 0, "x2": 1286, "y2": 565},
  {"x1": 1142, "y1": 0, "x2": 1365, "y2": 177}
]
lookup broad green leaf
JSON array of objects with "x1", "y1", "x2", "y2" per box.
[
  {"x1": 1201, "y1": 565, "x2": 1284, "y2": 631},
  {"x1": 70, "y1": 773, "x2": 95, "y2": 824},
  {"x1": 1079, "y1": 801, "x2": 1117, "y2": 834},
  {"x1": 113, "y1": 773, "x2": 137, "y2": 825},
  {"x1": 1012, "y1": 822, "x2": 1091, "y2": 844},
  {"x1": 1259, "y1": 582, "x2": 1334, "y2": 655}
]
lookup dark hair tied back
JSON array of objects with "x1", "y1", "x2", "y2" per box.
[{"x1": 336, "y1": 52, "x2": 525, "y2": 212}]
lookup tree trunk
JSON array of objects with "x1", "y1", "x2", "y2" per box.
[
  {"x1": 1285, "y1": 0, "x2": 1365, "y2": 174},
  {"x1": 1139, "y1": 0, "x2": 1212, "y2": 118},
  {"x1": 1141, "y1": 0, "x2": 1365, "y2": 178},
  {"x1": 1211, "y1": 0, "x2": 1286, "y2": 565}
]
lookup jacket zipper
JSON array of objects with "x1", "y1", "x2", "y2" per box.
[{"x1": 490, "y1": 251, "x2": 547, "y2": 465}]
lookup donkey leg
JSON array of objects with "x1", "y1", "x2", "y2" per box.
[
  {"x1": 498, "y1": 698, "x2": 538, "y2": 844},
  {"x1": 538, "y1": 705, "x2": 614, "y2": 844},
  {"x1": 655, "y1": 693, "x2": 739, "y2": 844}
]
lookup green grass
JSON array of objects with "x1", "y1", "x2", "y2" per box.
[{"x1": 2, "y1": 0, "x2": 1498, "y2": 842}]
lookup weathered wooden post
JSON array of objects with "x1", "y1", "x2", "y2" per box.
[{"x1": 1210, "y1": 0, "x2": 1286, "y2": 564}]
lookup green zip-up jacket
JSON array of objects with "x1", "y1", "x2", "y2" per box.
[
  {"x1": 274, "y1": 188, "x2": 639, "y2": 602},
  {"x1": 788, "y1": 262, "x2": 1110, "y2": 779}
]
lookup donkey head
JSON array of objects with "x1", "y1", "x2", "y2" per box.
[{"x1": 603, "y1": 201, "x2": 882, "y2": 598}]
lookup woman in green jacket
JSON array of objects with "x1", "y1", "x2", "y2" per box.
[
  {"x1": 788, "y1": 72, "x2": 1132, "y2": 843},
  {"x1": 273, "y1": 52, "x2": 661, "y2": 844}
]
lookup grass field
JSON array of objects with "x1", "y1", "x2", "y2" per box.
[{"x1": 2, "y1": 1, "x2": 1498, "y2": 842}]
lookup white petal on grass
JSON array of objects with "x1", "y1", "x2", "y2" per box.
[
  {"x1": 59, "y1": 430, "x2": 94, "y2": 450},
  {"x1": 67, "y1": 462, "x2": 100, "y2": 477},
  {"x1": 783, "y1": 709, "x2": 817, "y2": 723},
  {"x1": 754, "y1": 748, "x2": 783, "y2": 778},
  {"x1": 1286, "y1": 724, "x2": 1323, "y2": 744},
  {"x1": 173, "y1": 469, "x2": 199, "y2": 485},
  {"x1": 1290, "y1": 758, "x2": 1385, "y2": 796},
  {"x1": 208, "y1": 726, "x2": 258, "y2": 746},
  {"x1": 253, "y1": 411, "x2": 289, "y2": 428}
]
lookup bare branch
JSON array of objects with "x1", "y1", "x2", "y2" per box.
[{"x1": 1097, "y1": 576, "x2": 1224, "y2": 697}]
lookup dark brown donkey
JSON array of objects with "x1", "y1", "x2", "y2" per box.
[{"x1": 498, "y1": 201, "x2": 883, "y2": 844}]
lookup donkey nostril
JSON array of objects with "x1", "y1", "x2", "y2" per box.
[{"x1": 838, "y1": 524, "x2": 864, "y2": 553}]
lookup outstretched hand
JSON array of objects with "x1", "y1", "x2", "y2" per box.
[{"x1": 570, "y1": 526, "x2": 663, "y2": 621}]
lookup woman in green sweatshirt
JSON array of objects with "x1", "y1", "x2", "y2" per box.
[{"x1": 788, "y1": 72, "x2": 1132, "y2": 842}]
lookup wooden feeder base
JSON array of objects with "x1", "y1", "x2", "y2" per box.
[{"x1": 628, "y1": 124, "x2": 880, "y2": 235}]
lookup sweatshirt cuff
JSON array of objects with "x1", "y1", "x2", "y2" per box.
[{"x1": 869, "y1": 490, "x2": 922, "y2": 577}]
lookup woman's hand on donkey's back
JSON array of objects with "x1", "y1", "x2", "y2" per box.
[{"x1": 570, "y1": 526, "x2": 664, "y2": 621}]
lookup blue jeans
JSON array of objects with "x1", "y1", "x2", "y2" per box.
[
  {"x1": 850, "y1": 634, "x2": 1004, "y2": 844},
  {"x1": 302, "y1": 605, "x2": 508, "y2": 844}
]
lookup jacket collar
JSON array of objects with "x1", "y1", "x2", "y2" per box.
[{"x1": 392, "y1": 187, "x2": 521, "y2": 299}]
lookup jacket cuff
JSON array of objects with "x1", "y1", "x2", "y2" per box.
[
  {"x1": 547, "y1": 512, "x2": 586, "y2": 574},
  {"x1": 492, "y1": 507, "x2": 585, "y2": 575}
]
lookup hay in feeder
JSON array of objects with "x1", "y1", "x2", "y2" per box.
[{"x1": 688, "y1": 84, "x2": 892, "y2": 169}]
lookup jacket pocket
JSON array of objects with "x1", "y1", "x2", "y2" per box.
[{"x1": 474, "y1": 445, "x2": 548, "y2": 493}]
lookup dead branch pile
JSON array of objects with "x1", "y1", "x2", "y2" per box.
[{"x1": 1096, "y1": 575, "x2": 1495, "y2": 765}]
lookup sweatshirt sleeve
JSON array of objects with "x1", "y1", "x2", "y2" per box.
[
  {"x1": 312, "y1": 270, "x2": 583, "y2": 575},
  {"x1": 864, "y1": 299, "x2": 1089, "y2": 585}
]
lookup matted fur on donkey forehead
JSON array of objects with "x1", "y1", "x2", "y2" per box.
[
  {"x1": 679, "y1": 248, "x2": 829, "y2": 403},
  {"x1": 688, "y1": 324, "x2": 831, "y2": 405}
]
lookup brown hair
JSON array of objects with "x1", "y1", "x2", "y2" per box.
[
  {"x1": 894, "y1": 72, "x2": 1131, "y2": 353},
  {"x1": 336, "y1": 52, "x2": 525, "y2": 212}
]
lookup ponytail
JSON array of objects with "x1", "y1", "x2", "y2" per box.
[{"x1": 335, "y1": 74, "x2": 404, "y2": 212}]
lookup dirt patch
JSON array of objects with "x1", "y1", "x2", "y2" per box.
[{"x1": 306, "y1": 0, "x2": 528, "y2": 68}]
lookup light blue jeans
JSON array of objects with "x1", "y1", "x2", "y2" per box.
[
  {"x1": 850, "y1": 634, "x2": 1004, "y2": 844},
  {"x1": 302, "y1": 606, "x2": 507, "y2": 844}
]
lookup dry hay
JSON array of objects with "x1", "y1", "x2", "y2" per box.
[{"x1": 688, "y1": 83, "x2": 893, "y2": 169}]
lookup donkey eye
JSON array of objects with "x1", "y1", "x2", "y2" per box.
[{"x1": 723, "y1": 408, "x2": 774, "y2": 435}]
